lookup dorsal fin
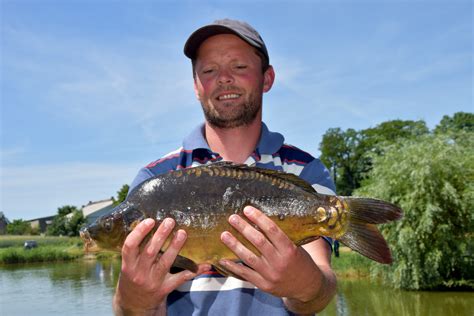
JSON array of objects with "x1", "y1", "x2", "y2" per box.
[{"x1": 206, "y1": 161, "x2": 317, "y2": 194}]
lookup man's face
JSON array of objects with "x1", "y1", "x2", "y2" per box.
[{"x1": 193, "y1": 34, "x2": 274, "y2": 128}]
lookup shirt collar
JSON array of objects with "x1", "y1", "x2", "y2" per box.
[{"x1": 182, "y1": 122, "x2": 285, "y2": 155}]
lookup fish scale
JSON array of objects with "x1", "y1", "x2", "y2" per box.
[{"x1": 80, "y1": 162, "x2": 403, "y2": 276}]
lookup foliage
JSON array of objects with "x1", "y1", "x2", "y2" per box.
[
  {"x1": 47, "y1": 206, "x2": 86, "y2": 237},
  {"x1": 434, "y1": 112, "x2": 474, "y2": 134},
  {"x1": 0, "y1": 235, "x2": 82, "y2": 248},
  {"x1": 0, "y1": 246, "x2": 82, "y2": 264},
  {"x1": 320, "y1": 128, "x2": 363, "y2": 195},
  {"x1": 355, "y1": 132, "x2": 474, "y2": 290},
  {"x1": 6, "y1": 219, "x2": 32, "y2": 235},
  {"x1": 319, "y1": 119, "x2": 429, "y2": 195},
  {"x1": 67, "y1": 210, "x2": 86, "y2": 237},
  {"x1": 115, "y1": 184, "x2": 130, "y2": 205},
  {"x1": 57, "y1": 205, "x2": 78, "y2": 217}
]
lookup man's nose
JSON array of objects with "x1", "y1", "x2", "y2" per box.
[{"x1": 217, "y1": 69, "x2": 234, "y2": 85}]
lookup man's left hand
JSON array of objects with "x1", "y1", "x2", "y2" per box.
[{"x1": 219, "y1": 205, "x2": 331, "y2": 303}]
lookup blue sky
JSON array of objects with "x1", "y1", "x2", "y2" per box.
[{"x1": 1, "y1": 0, "x2": 472, "y2": 220}]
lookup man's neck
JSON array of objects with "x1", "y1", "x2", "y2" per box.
[{"x1": 205, "y1": 119, "x2": 262, "y2": 164}]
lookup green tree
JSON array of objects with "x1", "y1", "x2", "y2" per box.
[
  {"x1": 66, "y1": 210, "x2": 86, "y2": 237},
  {"x1": 47, "y1": 215, "x2": 68, "y2": 236},
  {"x1": 47, "y1": 205, "x2": 84, "y2": 236},
  {"x1": 360, "y1": 119, "x2": 429, "y2": 155},
  {"x1": 6, "y1": 219, "x2": 31, "y2": 235},
  {"x1": 57, "y1": 205, "x2": 78, "y2": 217},
  {"x1": 319, "y1": 120, "x2": 428, "y2": 195},
  {"x1": 355, "y1": 132, "x2": 473, "y2": 290},
  {"x1": 115, "y1": 184, "x2": 130, "y2": 205},
  {"x1": 434, "y1": 112, "x2": 474, "y2": 134}
]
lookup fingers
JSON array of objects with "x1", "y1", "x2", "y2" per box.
[
  {"x1": 221, "y1": 230, "x2": 264, "y2": 269},
  {"x1": 122, "y1": 218, "x2": 156, "y2": 266},
  {"x1": 162, "y1": 263, "x2": 212, "y2": 293},
  {"x1": 142, "y1": 218, "x2": 176, "y2": 264},
  {"x1": 226, "y1": 207, "x2": 286, "y2": 258},
  {"x1": 151, "y1": 229, "x2": 187, "y2": 277},
  {"x1": 242, "y1": 206, "x2": 290, "y2": 247}
]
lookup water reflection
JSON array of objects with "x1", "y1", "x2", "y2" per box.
[
  {"x1": 0, "y1": 260, "x2": 121, "y2": 316},
  {"x1": 320, "y1": 279, "x2": 474, "y2": 316},
  {"x1": 1, "y1": 261, "x2": 473, "y2": 316}
]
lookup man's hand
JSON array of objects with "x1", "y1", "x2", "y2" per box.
[
  {"x1": 219, "y1": 206, "x2": 336, "y2": 314},
  {"x1": 113, "y1": 218, "x2": 211, "y2": 315}
]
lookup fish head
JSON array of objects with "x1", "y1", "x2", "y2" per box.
[{"x1": 80, "y1": 202, "x2": 147, "y2": 252}]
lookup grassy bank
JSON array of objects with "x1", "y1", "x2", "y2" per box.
[
  {"x1": 0, "y1": 235, "x2": 84, "y2": 264},
  {"x1": 330, "y1": 247, "x2": 373, "y2": 278},
  {"x1": 0, "y1": 235, "x2": 118, "y2": 264}
]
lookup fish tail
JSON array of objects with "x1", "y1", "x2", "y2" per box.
[{"x1": 339, "y1": 197, "x2": 403, "y2": 264}]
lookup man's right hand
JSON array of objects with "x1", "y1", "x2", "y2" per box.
[{"x1": 113, "y1": 218, "x2": 211, "y2": 315}]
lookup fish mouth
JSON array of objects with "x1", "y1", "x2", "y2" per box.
[{"x1": 79, "y1": 228, "x2": 100, "y2": 252}]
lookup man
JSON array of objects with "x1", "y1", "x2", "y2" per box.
[{"x1": 113, "y1": 19, "x2": 337, "y2": 315}]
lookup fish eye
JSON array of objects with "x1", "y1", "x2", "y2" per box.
[{"x1": 103, "y1": 219, "x2": 113, "y2": 232}]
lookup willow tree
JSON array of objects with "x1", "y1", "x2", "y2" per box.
[{"x1": 355, "y1": 132, "x2": 473, "y2": 290}]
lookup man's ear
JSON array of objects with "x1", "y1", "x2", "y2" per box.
[{"x1": 263, "y1": 66, "x2": 275, "y2": 93}]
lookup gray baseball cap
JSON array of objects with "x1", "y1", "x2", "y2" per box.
[{"x1": 184, "y1": 19, "x2": 269, "y2": 64}]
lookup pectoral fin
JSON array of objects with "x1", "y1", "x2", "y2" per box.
[{"x1": 171, "y1": 255, "x2": 198, "y2": 273}]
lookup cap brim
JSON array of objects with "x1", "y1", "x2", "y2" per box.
[{"x1": 184, "y1": 25, "x2": 251, "y2": 59}]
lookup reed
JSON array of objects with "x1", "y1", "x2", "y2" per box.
[
  {"x1": 0, "y1": 246, "x2": 83, "y2": 264},
  {"x1": 0, "y1": 235, "x2": 82, "y2": 248}
]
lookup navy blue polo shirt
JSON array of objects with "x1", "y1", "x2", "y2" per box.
[{"x1": 128, "y1": 122, "x2": 336, "y2": 315}]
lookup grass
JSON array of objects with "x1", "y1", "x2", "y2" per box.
[
  {"x1": 0, "y1": 246, "x2": 83, "y2": 264},
  {"x1": 0, "y1": 235, "x2": 118, "y2": 264},
  {"x1": 330, "y1": 247, "x2": 373, "y2": 278},
  {"x1": 0, "y1": 235, "x2": 82, "y2": 248}
]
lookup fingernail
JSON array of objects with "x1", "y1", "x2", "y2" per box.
[
  {"x1": 176, "y1": 230, "x2": 186, "y2": 241},
  {"x1": 229, "y1": 214, "x2": 239, "y2": 225},
  {"x1": 164, "y1": 218, "x2": 174, "y2": 229},
  {"x1": 221, "y1": 231, "x2": 230, "y2": 243},
  {"x1": 244, "y1": 206, "x2": 254, "y2": 216},
  {"x1": 144, "y1": 218, "x2": 155, "y2": 227},
  {"x1": 219, "y1": 259, "x2": 228, "y2": 266}
]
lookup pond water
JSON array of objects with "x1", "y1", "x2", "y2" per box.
[{"x1": 0, "y1": 260, "x2": 472, "y2": 315}]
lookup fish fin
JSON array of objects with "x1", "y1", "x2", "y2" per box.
[
  {"x1": 257, "y1": 169, "x2": 317, "y2": 194},
  {"x1": 344, "y1": 197, "x2": 403, "y2": 224},
  {"x1": 172, "y1": 255, "x2": 198, "y2": 273},
  {"x1": 339, "y1": 221, "x2": 393, "y2": 264},
  {"x1": 213, "y1": 262, "x2": 247, "y2": 281},
  {"x1": 208, "y1": 162, "x2": 317, "y2": 194},
  {"x1": 295, "y1": 236, "x2": 320, "y2": 246}
]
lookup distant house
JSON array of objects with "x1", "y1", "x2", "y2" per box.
[
  {"x1": 0, "y1": 212, "x2": 10, "y2": 235},
  {"x1": 82, "y1": 198, "x2": 116, "y2": 224},
  {"x1": 28, "y1": 215, "x2": 56, "y2": 233}
]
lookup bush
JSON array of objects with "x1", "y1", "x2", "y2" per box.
[{"x1": 355, "y1": 132, "x2": 473, "y2": 290}]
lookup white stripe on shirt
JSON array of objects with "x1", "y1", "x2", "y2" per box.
[{"x1": 176, "y1": 276, "x2": 256, "y2": 292}]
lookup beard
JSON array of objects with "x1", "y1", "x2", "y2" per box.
[{"x1": 201, "y1": 86, "x2": 263, "y2": 129}]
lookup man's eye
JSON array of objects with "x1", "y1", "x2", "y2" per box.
[
  {"x1": 203, "y1": 69, "x2": 214, "y2": 74},
  {"x1": 236, "y1": 65, "x2": 247, "y2": 69}
]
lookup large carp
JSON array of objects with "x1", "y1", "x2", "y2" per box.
[{"x1": 80, "y1": 162, "x2": 402, "y2": 275}]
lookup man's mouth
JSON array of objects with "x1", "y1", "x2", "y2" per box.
[{"x1": 217, "y1": 93, "x2": 241, "y2": 101}]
